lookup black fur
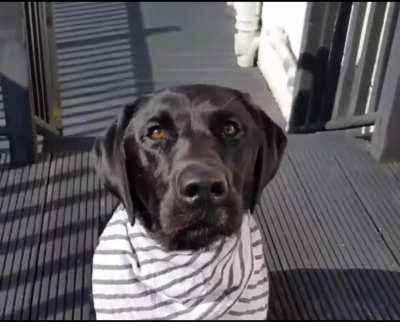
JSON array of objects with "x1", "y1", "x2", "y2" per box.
[{"x1": 93, "y1": 84, "x2": 286, "y2": 251}]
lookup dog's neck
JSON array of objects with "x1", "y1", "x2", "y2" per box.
[
  {"x1": 132, "y1": 204, "x2": 243, "y2": 255},
  {"x1": 92, "y1": 204, "x2": 269, "y2": 319}
]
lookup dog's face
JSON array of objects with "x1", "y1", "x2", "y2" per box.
[{"x1": 94, "y1": 84, "x2": 286, "y2": 251}]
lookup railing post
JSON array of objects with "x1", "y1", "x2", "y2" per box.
[
  {"x1": 371, "y1": 7, "x2": 400, "y2": 162},
  {"x1": 0, "y1": 2, "x2": 37, "y2": 166},
  {"x1": 46, "y1": 3, "x2": 63, "y2": 133},
  {"x1": 231, "y1": 2, "x2": 261, "y2": 67},
  {"x1": 288, "y1": 2, "x2": 345, "y2": 133}
]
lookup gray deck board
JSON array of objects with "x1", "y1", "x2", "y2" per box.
[
  {"x1": 288, "y1": 144, "x2": 395, "y2": 319},
  {"x1": 3, "y1": 163, "x2": 38, "y2": 319},
  {"x1": 1, "y1": 133, "x2": 400, "y2": 319},
  {"x1": 265, "y1": 161, "x2": 355, "y2": 319},
  {"x1": 37, "y1": 153, "x2": 65, "y2": 320},
  {"x1": 257, "y1": 134, "x2": 400, "y2": 320},
  {"x1": 337, "y1": 143, "x2": 400, "y2": 264},
  {"x1": 51, "y1": 1, "x2": 282, "y2": 139},
  {"x1": 0, "y1": 165, "x2": 29, "y2": 318}
]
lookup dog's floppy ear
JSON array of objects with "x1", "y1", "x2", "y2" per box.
[
  {"x1": 242, "y1": 95, "x2": 287, "y2": 212},
  {"x1": 93, "y1": 97, "x2": 147, "y2": 225}
]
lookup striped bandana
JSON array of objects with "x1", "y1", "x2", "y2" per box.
[{"x1": 92, "y1": 205, "x2": 269, "y2": 320}]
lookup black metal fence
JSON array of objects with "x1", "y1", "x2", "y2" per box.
[
  {"x1": 25, "y1": 2, "x2": 62, "y2": 134},
  {"x1": 0, "y1": 2, "x2": 61, "y2": 166}
]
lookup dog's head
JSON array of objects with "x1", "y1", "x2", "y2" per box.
[{"x1": 93, "y1": 84, "x2": 286, "y2": 251}]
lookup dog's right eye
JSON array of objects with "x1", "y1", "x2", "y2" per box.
[
  {"x1": 221, "y1": 121, "x2": 241, "y2": 139},
  {"x1": 148, "y1": 126, "x2": 168, "y2": 141}
]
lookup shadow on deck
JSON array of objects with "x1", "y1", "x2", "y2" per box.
[
  {"x1": 51, "y1": 1, "x2": 281, "y2": 141},
  {"x1": 1, "y1": 2, "x2": 400, "y2": 320}
]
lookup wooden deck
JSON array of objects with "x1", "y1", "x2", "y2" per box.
[
  {"x1": 257, "y1": 133, "x2": 400, "y2": 320},
  {"x1": 52, "y1": 1, "x2": 284, "y2": 139},
  {"x1": 1, "y1": 133, "x2": 400, "y2": 320},
  {"x1": 1, "y1": 2, "x2": 400, "y2": 320}
]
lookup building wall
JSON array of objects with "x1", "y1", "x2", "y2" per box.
[
  {"x1": 260, "y1": 2, "x2": 307, "y2": 59},
  {"x1": 257, "y1": 2, "x2": 307, "y2": 126}
]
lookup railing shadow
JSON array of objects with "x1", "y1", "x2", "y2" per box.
[
  {"x1": 0, "y1": 84, "x2": 9, "y2": 153},
  {"x1": 0, "y1": 151, "x2": 118, "y2": 320},
  {"x1": 53, "y1": 1, "x2": 180, "y2": 144}
]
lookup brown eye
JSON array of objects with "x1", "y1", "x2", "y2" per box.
[
  {"x1": 222, "y1": 122, "x2": 240, "y2": 138},
  {"x1": 148, "y1": 126, "x2": 167, "y2": 141}
]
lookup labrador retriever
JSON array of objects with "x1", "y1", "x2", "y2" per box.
[{"x1": 92, "y1": 84, "x2": 286, "y2": 320}]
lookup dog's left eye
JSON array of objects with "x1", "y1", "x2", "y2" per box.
[
  {"x1": 148, "y1": 126, "x2": 168, "y2": 141},
  {"x1": 222, "y1": 121, "x2": 240, "y2": 138}
]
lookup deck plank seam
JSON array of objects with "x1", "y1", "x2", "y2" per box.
[
  {"x1": 281, "y1": 154, "x2": 368, "y2": 319},
  {"x1": 333, "y1": 153, "x2": 400, "y2": 268},
  {"x1": 272, "y1": 163, "x2": 359, "y2": 319},
  {"x1": 286, "y1": 152, "x2": 383, "y2": 319},
  {"x1": 303, "y1": 149, "x2": 399, "y2": 319}
]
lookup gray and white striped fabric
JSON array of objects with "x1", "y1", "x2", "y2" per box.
[{"x1": 92, "y1": 205, "x2": 269, "y2": 320}]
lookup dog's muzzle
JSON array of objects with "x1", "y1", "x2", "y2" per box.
[{"x1": 175, "y1": 162, "x2": 230, "y2": 208}]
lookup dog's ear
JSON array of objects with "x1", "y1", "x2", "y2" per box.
[
  {"x1": 93, "y1": 97, "x2": 147, "y2": 225},
  {"x1": 240, "y1": 94, "x2": 287, "y2": 212}
]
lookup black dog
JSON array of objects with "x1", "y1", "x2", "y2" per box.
[{"x1": 93, "y1": 84, "x2": 286, "y2": 251}]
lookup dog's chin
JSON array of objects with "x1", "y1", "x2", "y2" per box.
[
  {"x1": 159, "y1": 207, "x2": 243, "y2": 251},
  {"x1": 172, "y1": 225, "x2": 226, "y2": 251}
]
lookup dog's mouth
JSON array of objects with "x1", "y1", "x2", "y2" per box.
[
  {"x1": 183, "y1": 221, "x2": 223, "y2": 241},
  {"x1": 170, "y1": 223, "x2": 226, "y2": 251},
  {"x1": 159, "y1": 205, "x2": 242, "y2": 251}
]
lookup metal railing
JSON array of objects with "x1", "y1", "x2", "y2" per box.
[
  {"x1": 289, "y1": 2, "x2": 399, "y2": 133},
  {"x1": 25, "y1": 2, "x2": 62, "y2": 135},
  {"x1": 0, "y1": 2, "x2": 62, "y2": 166}
]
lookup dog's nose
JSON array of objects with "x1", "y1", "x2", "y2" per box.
[{"x1": 177, "y1": 165, "x2": 228, "y2": 205}]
